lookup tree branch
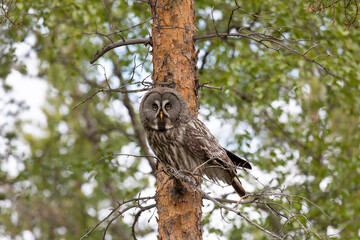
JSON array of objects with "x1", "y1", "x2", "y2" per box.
[
  {"x1": 81, "y1": 165, "x2": 330, "y2": 240},
  {"x1": 90, "y1": 31, "x2": 341, "y2": 79},
  {"x1": 90, "y1": 38, "x2": 152, "y2": 64},
  {"x1": 71, "y1": 86, "x2": 151, "y2": 110},
  {"x1": 80, "y1": 196, "x2": 155, "y2": 240}
]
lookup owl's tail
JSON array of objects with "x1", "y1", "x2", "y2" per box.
[{"x1": 231, "y1": 177, "x2": 246, "y2": 197}]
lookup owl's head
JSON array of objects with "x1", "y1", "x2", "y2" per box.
[{"x1": 139, "y1": 87, "x2": 190, "y2": 131}]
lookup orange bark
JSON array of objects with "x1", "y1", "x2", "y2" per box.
[{"x1": 150, "y1": 0, "x2": 202, "y2": 239}]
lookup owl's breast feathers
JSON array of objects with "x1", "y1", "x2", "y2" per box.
[
  {"x1": 146, "y1": 116, "x2": 251, "y2": 196},
  {"x1": 147, "y1": 124, "x2": 194, "y2": 170}
]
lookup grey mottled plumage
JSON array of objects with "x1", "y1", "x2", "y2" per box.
[{"x1": 139, "y1": 87, "x2": 251, "y2": 196}]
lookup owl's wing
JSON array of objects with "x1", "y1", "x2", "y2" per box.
[
  {"x1": 184, "y1": 118, "x2": 249, "y2": 197},
  {"x1": 184, "y1": 118, "x2": 227, "y2": 162},
  {"x1": 185, "y1": 118, "x2": 251, "y2": 170}
]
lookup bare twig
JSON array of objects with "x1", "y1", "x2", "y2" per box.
[
  {"x1": 227, "y1": 1, "x2": 272, "y2": 34},
  {"x1": 91, "y1": 64, "x2": 112, "y2": 89},
  {"x1": 199, "y1": 81, "x2": 224, "y2": 90},
  {"x1": 71, "y1": 86, "x2": 151, "y2": 110},
  {"x1": 199, "y1": 48, "x2": 211, "y2": 74},
  {"x1": 71, "y1": 77, "x2": 176, "y2": 111},
  {"x1": 72, "y1": 89, "x2": 104, "y2": 110},
  {"x1": 100, "y1": 153, "x2": 157, "y2": 162},
  {"x1": 80, "y1": 202, "x2": 121, "y2": 240},
  {"x1": 131, "y1": 203, "x2": 157, "y2": 240},
  {"x1": 114, "y1": 17, "x2": 152, "y2": 35},
  {"x1": 90, "y1": 38, "x2": 152, "y2": 64},
  {"x1": 227, "y1": 5, "x2": 239, "y2": 34},
  {"x1": 303, "y1": 43, "x2": 319, "y2": 56},
  {"x1": 233, "y1": 0, "x2": 274, "y2": 19},
  {"x1": 80, "y1": 196, "x2": 155, "y2": 240},
  {"x1": 210, "y1": 6, "x2": 221, "y2": 39},
  {"x1": 83, "y1": 30, "x2": 114, "y2": 43},
  {"x1": 101, "y1": 205, "x2": 137, "y2": 240}
]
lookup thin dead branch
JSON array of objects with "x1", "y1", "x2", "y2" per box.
[
  {"x1": 80, "y1": 196, "x2": 155, "y2": 240},
  {"x1": 71, "y1": 87, "x2": 149, "y2": 110},
  {"x1": 81, "y1": 157, "x2": 330, "y2": 240},
  {"x1": 99, "y1": 153, "x2": 157, "y2": 162},
  {"x1": 71, "y1": 80, "x2": 174, "y2": 110},
  {"x1": 199, "y1": 81, "x2": 224, "y2": 90},
  {"x1": 80, "y1": 201, "x2": 122, "y2": 240},
  {"x1": 131, "y1": 203, "x2": 157, "y2": 240},
  {"x1": 90, "y1": 38, "x2": 152, "y2": 64}
]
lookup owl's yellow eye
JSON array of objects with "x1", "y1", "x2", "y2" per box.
[
  {"x1": 152, "y1": 104, "x2": 158, "y2": 111},
  {"x1": 165, "y1": 103, "x2": 171, "y2": 110}
]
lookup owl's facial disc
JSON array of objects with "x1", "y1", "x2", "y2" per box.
[{"x1": 141, "y1": 91, "x2": 181, "y2": 131}]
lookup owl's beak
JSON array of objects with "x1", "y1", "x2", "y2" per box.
[{"x1": 159, "y1": 110, "x2": 164, "y2": 120}]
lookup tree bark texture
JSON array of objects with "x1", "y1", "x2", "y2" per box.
[{"x1": 150, "y1": 0, "x2": 202, "y2": 239}]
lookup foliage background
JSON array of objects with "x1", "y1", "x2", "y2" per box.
[{"x1": 1, "y1": 0, "x2": 359, "y2": 239}]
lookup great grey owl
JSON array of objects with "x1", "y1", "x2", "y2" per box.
[{"x1": 139, "y1": 87, "x2": 251, "y2": 196}]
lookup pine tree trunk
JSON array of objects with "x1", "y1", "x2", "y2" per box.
[{"x1": 150, "y1": 0, "x2": 202, "y2": 239}]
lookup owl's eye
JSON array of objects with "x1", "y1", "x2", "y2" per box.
[
  {"x1": 152, "y1": 104, "x2": 158, "y2": 111},
  {"x1": 165, "y1": 103, "x2": 171, "y2": 110}
]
